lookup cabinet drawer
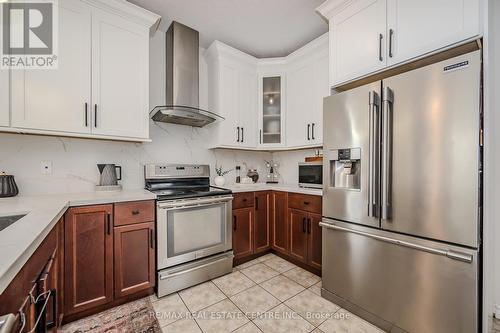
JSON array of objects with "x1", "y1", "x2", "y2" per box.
[
  {"x1": 114, "y1": 200, "x2": 155, "y2": 226},
  {"x1": 288, "y1": 193, "x2": 322, "y2": 214},
  {"x1": 233, "y1": 192, "x2": 254, "y2": 209}
]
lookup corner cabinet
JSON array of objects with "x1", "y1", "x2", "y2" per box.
[
  {"x1": 318, "y1": 0, "x2": 481, "y2": 87},
  {"x1": 8, "y1": 0, "x2": 159, "y2": 142},
  {"x1": 206, "y1": 42, "x2": 258, "y2": 149},
  {"x1": 258, "y1": 73, "x2": 286, "y2": 148}
]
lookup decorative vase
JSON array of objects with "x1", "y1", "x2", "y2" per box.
[
  {"x1": 214, "y1": 176, "x2": 226, "y2": 187},
  {"x1": 0, "y1": 174, "x2": 19, "y2": 197}
]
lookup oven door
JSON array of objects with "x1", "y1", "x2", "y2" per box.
[{"x1": 157, "y1": 195, "x2": 233, "y2": 269}]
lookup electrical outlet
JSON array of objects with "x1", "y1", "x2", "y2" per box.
[{"x1": 41, "y1": 161, "x2": 52, "y2": 175}]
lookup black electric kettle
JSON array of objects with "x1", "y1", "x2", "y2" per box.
[{"x1": 0, "y1": 172, "x2": 19, "y2": 197}]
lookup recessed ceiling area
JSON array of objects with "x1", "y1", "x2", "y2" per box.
[{"x1": 128, "y1": 0, "x2": 328, "y2": 58}]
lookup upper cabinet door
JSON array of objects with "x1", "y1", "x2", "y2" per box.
[
  {"x1": 310, "y1": 54, "x2": 329, "y2": 145},
  {"x1": 91, "y1": 8, "x2": 149, "y2": 139},
  {"x1": 11, "y1": 0, "x2": 92, "y2": 133},
  {"x1": 330, "y1": 0, "x2": 387, "y2": 86},
  {"x1": 286, "y1": 65, "x2": 313, "y2": 147},
  {"x1": 0, "y1": 69, "x2": 9, "y2": 127},
  {"x1": 259, "y1": 74, "x2": 285, "y2": 147},
  {"x1": 238, "y1": 70, "x2": 258, "y2": 148},
  {"x1": 386, "y1": 0, "x2": 480, "y2": 66},
  {"x1": 219, "y1": 62, "x2": 240, "y2": 146}
]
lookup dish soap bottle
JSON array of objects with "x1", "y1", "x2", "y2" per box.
[{"x1": 235, "y1": 166, "x2": 241, "y2": 183}]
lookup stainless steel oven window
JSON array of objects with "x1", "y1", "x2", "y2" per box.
[{"x1": 166, "y1": 203, "x2": 226, "y2": 257}]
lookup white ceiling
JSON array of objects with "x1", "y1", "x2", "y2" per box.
[{"x1": 128, "y1": 0, "x2": 328, "y2": 58}]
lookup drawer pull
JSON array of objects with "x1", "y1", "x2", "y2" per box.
[
  {"x1": 242, "y1": 199, "x2": 247, "y2": 202},
  {"x1": 131, "y1": 210, "x2": 140, "y2": 215},
  {"x1": 304, "y1": 201, "x2": 310, "y2": 205}
]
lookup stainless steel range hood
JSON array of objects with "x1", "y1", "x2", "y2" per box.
[{"x1": 150, "y1": 21, "x2": 223, "y2": 127}]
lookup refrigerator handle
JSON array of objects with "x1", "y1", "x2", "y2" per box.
[
  {"x1": 368, "y1": 91, "x2": 380, "y2": 218},
  {"x1": 382, "y1": 87, "x2": 394, "y2": 221}
]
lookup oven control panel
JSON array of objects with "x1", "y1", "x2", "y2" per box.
[{"x1": 145, "y1": 164, "x2": 210, "y2": 179}]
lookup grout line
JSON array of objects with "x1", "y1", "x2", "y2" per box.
[{"x1": 176, "y1": 291, "x2": 205, "y2": 332}]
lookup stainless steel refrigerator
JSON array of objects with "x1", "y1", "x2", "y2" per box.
[{"x1": 321, "y1": 50, "x2": 481, "y2": 333}]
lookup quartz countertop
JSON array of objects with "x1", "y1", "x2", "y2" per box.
[
  {"x1": 0, "y1": 189, "x2": 156, "y2": 294},
  {"x1": 220, "y1": 183, "x2": 323, "y2": 196}
]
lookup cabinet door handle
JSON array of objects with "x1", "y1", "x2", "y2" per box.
[
  {"x1": 260, "y1": 129, "x2": 262, "y2": 144},
  {"x1": 84, "y1": 103, "x2": 88, "y2": 127},
  {"x1": 94, "y1": 104, "x2": 98, "y2": 128},
  {"x1": 106, "y1": 213, "x2": 111, "y2": 235},
  {"x1": 150, "y1": 229, "x2": 154, "y2": 249},
  {"x1": 307, "y1": 218, "x2": 311, "y2": 234},
  {"x1": 379, "y1": 34, "x2": 384, "y2": 62},
  {"x1": 255, "y1": 196, "x2": 259, "y2": 210},
  {"x1": 307, "y1": 124, "x2": 311, "y2": 140},
  {"x1": 241, "y1": 127, "x2": 244, "y2": 143},
  {"x1": 302, "y1": 217, "x2": 306, "y2": 233},
  {"x1": 233, "y1": 215, "x2": 237, "y2": 231},
  {"x1": 237, "y1": 127, "x2": 240, "y2": 142},
  {"x1": 311, "y1": 123, "x2": 315, "y2": 140},
  {"x1": 389, "y1": 29, "x2": 394, "y2": 58}
]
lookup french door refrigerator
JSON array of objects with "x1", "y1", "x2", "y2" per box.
[{"x1": 320, "y1": 50, "x2": 481, "y2": 333}]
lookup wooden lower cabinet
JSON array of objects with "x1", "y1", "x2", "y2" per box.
[
  {"x1": 64, "y1": 205, "x2": 114, "y2": 315},
  {"x1": 233, "y1": 207, "x2": 254, "y2": 259},
  {"x1": 271, "y1": 191, "x2": 288, "y2": 254},
  {"x1": 254, "y1": 191, "x2": 271, "y2": 253},
  {"x1": 308, "y1": 213, "x2": 322, "y2": 270},
  {"x1": 114, "y1": 222, "x2": 155, "y2": 298},
  {"x1": 289, "y1": 209, "x2": 309, "y2": 262}
]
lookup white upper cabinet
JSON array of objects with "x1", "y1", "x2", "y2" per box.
[
  {"x1": 386, "y1": 0, "x2": 480, "y2": 66},
  {"x1": 206, "y1": 41, "x2": 258, "y2": 148},
  {"x1": 329, "y1": 0, "x2": 387, "y2": 86},
  {"x1": 11, "y1": 0, "x2": 92, "y2": 134},
  {"x1": 317, "y1": 0, "x2": 481, "y2": 87},
  {"x1": 286, "y1": 35, "x2": 328, "y2": 148},
  {"x1": 91, "y1": 7, "x2": 149, "y2": 139},
  {"x1": 0, "y1": 70, "x2": 9, "y2": 127},
  {"x1": 258, "y1": 67, "x2": 286, "y2": 148},
  {"x1": 6, "y1": 0, "x2": 159, "y2": 141}
]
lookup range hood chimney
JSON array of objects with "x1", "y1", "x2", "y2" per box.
[{"x1": 150, "y1": 21, "x2": 223, "y2": 127}]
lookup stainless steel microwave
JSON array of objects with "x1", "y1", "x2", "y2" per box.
[{"x1": 298, "y1": 161, "x2": 323, "y2": 189}]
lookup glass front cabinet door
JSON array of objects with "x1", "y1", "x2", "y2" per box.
[{"x1": 259, "y1": 75, "x2": 285, "y2": 147}]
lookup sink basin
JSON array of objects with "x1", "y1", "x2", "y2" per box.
[{"x1": 0, "y1": 214, "x2": 27, "y2": 232}]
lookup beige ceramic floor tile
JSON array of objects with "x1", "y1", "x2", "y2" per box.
[
  {"x1": 230, "y1": 285, "x2": 281, "y2": 318},
  {"x1": 178, "y1": 281, "x2": 226, "y2": 312},
  {"x1": 240, "y1": 263, "x2": 280, "y2": 284},
  {"x1": 232, "y1": 321, "x2": 263, "y2": 333},
  {"x1": 260, "y1": 275, "x2": 305, "y2": 302},
  {"x1": 282, "y1": 267, "x2": 321, "y2": 288},
  {"x1": 212, "y1": 271, "x2": 256, "y2": 297},
  {"x1": 318, "y1": 309, "x2": 384, "y2": 333},
  {"x1": 262, "y1": 256, "x2": 297, "y2": 273},
  {"x1": 256, "y1": 253, "x2": 278, "y2": 262},
  {"x1": 284, "y1": 289, "x2": 340, "y2": 326},
  {"x1": 152, "y1": 293, "x2": 189, "y2": 327},
  {"x1": 308, "y1": 281, "x2": 322, "y2": 296},
  {"x1": 236, "y1": 258, "x2": 262, "y2": 270},
  {"x1": 194, "y1": 299, "x2": 249, "y2": 333},
  {"x1": 162, "y1": 317, "x2": 202, "y2": 333},
  {"x1": 253, "y1": 304, "x2": 315, "y2": 333}
]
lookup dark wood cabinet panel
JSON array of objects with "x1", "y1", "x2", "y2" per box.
[
  {"x1": 114, "y1": 222, "x2": 155, "y2": 298},
  {"x1": 254, "y1": 191, "x2": 271, "y2": 254},
  {"x1": 233, "y1": 192, "x2": 254, "y2": 209},
  {"x1": 114, "y1": 200, "x2": 155, "y2": 226},
  {"x1": 288, "y1": 193, "x2": 322, "y2": 214},
  {"x1": 289, "y1": 209, "x2": 308, "y2": 263},
  {"x1": 271, "y1": 191, "x2": 288, "y2": 254},
  {"x1": 308, "y1": 213, "x2": 322, "y2": 270},
  {"x1": 233, "y1": 208, "x2": 253, "y2": 259},
  {"x1": 64, "y1": 205, "x2": 114, "y2": 315}
]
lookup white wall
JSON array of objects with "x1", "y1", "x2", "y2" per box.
[{"x1": 0, "y1": 30, "x2": 271, "y2": 196}]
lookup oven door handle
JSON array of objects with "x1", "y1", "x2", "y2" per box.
[
  {"x1": 159, "y1": 255, "x2": 231, "y2": 280},
  {"x1": 157, "y1": 195, "x2": 233, "y2": 210}
]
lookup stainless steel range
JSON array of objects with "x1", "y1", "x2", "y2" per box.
[{"x1": 145, "y1": 164, "x2": 234, "y2": 297}]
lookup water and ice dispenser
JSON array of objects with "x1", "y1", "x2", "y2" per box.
[{"x1": 330, "y1": 148, "x2": 361, "y2": 190}]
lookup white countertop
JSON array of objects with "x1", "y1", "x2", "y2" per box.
[
  {"x1": 0, "y1": 189, "x2": 156, "y2": 294},
  {"x1": 220, "y1": 183, "x2": 323, "y2": 196}
]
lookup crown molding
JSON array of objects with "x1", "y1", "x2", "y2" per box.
[{"x1": 316, "y1": 0, "x2": 355, "y2": 20}]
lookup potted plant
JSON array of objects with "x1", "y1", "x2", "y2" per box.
[{"x1": 214, "y1": 166, "x2": 231, "y2": 186}]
